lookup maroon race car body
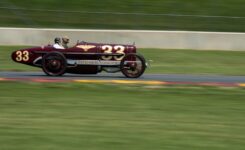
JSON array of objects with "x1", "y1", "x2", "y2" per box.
[{"x1": 11, "y1": 41, "x2": 147, "y2": 78}]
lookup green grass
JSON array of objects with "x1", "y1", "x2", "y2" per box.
[
  {"x1": 142, "y1": 49, "x2": 245, "y2": 75},
  {"x1": 0, "y1": 82, "x2": 244, "y2": 150},
  {"x1": 0, "y1": 0, "x2": 245, "y2": 32},
  {"x1": 2, "y1": 46, "x2": 245, "y2": 75}
]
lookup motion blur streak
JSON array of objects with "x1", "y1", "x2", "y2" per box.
[{"x1": 0, "y1": 6, "x2": 245, "y2": 19}]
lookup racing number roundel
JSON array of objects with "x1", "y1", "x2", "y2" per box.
[{"x1": 15, "y1": 50, "x2": 29, "y2": 62}]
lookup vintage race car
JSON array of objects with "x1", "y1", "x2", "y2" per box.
[{"x1": 11, "y1": 41, "x2": 147, "y2": 78}]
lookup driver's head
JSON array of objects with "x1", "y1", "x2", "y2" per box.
[
  {"x1": 54, "y1": 37, "x2": 61, "y2": 44},
  {"x1": 62, "y1": 36, "x2": 69, "y2": 44}
]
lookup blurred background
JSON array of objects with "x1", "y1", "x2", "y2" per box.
[
  {"x1": 0, "y1": 0, "x2": 244, "y2": 32},
  {"x1": 1, "y1": 1, "x2": 245, "y2": 150}
]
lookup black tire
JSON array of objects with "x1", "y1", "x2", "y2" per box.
[
  {"x1": 42, "y1": 52, "x2": 67, "y2": 76},
  {"x1": 120, "y1": 53, "x2": 146, "y2": 78}
]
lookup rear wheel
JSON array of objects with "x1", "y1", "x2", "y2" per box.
[
  {"x1": 42, "y1": 52, "x2": 67, "y2": 76},
  {"x1": 120, "y1": 53, "x2": 146, "y2": 78}
]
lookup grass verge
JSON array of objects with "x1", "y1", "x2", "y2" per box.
[
  {"x1": 0, "y1": 82, "x2": 245, "y2": 150},
  {"x1": 0, "y1": 0, "x2": 245, "y2": 32}
]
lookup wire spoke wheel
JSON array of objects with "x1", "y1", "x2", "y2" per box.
[
  {"x1": 120, "y1": 54, "x2": 146, "y2": 78},
  {"x1": 42, "y1": 52, "x2": 67, "y2": 76}
]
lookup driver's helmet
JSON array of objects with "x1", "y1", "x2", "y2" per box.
[
  {"x1": 62, "y1": 36, "x2": 69, "y2": 44},
  {"x1": 54, "y1": 37, "x2": 61, "y2": 44}
]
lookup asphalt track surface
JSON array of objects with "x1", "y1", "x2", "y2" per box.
[{"x1": 1, "y1": 71, "x2": 245, "y2": 84}]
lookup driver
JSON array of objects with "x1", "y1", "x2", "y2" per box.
[
  {"x1": 53, "y1": 37, "x2": 64, "y2": 49},
  {"x1": 62, "y1": 36, "x2": 70, "y2": 49}
]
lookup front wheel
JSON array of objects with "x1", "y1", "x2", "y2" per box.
[
  {"x1": 120, "y1": 53, "x2": 146, "y2": 78},
  {"x1": 42, "y1": 52, "x2": 67, "y2": 76}
]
